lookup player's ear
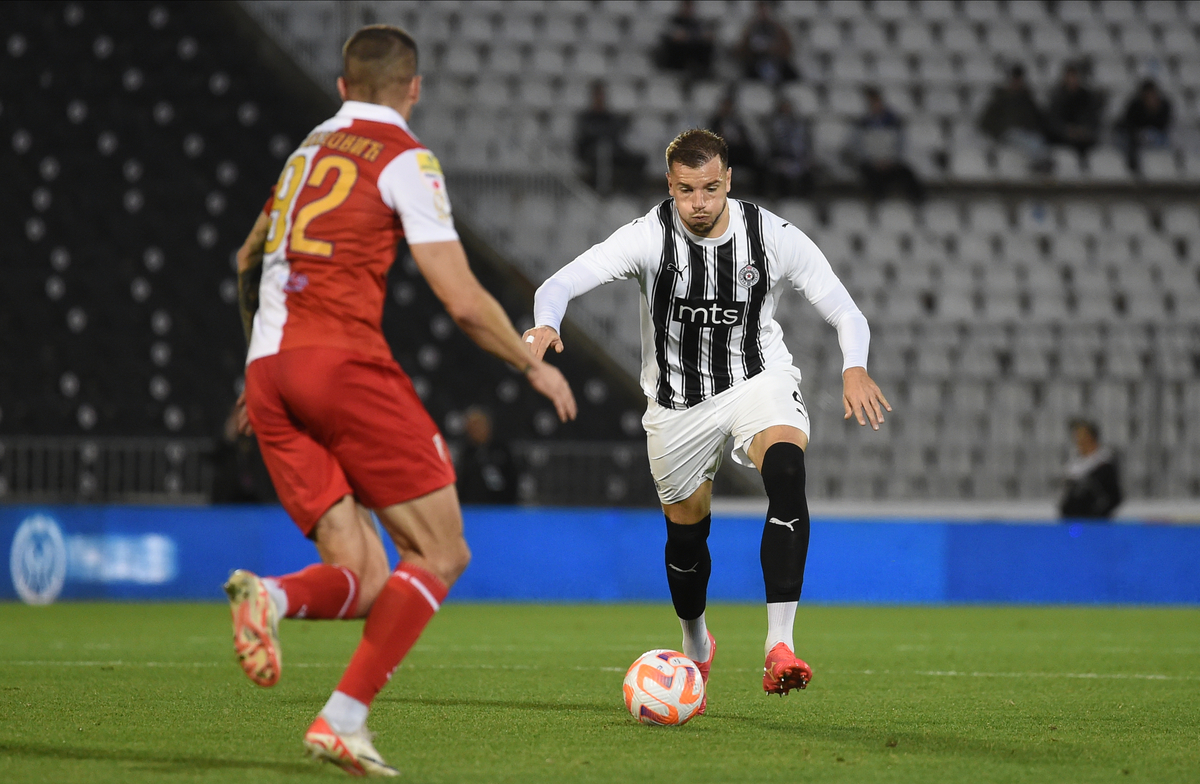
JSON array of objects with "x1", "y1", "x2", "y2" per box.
[
  {"x1": 336, "y1": 76, "x2": 348, "y2": 101},
  {"x1": 724, "y1": 165, "x2": 733, "y2": 193},
  {"x1": 409, "y1": 75, "x2": 422, "y2": 106}
]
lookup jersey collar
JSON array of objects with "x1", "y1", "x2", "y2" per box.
[{"x1": 335, "y1": 100, "x2": 414, "y2": 135}]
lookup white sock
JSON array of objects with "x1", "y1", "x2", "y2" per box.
[
  {"x1": 262, "y1": 577, "x2": 289, "y2": 618},
  {"x1": 679, "y1": 612, "x2": 711, "y2": 663},
  {"x1": 322, "y1": 690, "x2": 369, "y2": 735},
  {"x1": 765, "y1": 601, "x2": 797, "y2": 656}
]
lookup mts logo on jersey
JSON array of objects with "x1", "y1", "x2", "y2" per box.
[{"x1": 672, "y1": 298, "x2": 747, "y2": 326}]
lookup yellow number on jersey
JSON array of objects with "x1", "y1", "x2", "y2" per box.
[
  {"x1": 263, "y1": 155, "x2": 306, "y2": 255},
  {"x1": 263, "y1": 153, "x2": 360, "y2": 258},
  {"x1": 290, "y1": 156, "x2": 359, "y2": 257}
]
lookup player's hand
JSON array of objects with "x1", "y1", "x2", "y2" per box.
[
  {"x1": 234, "y1": 391, "x2": 253, "y2": 436},
  {"x1": 526, "y1": 359, "x2": 577, "y2": 422},
  {"x1": 842, "y1": 367, "x2": 891, "y2": 431},
  {"x1": 522, "y1": 326, "x2": 564, "y2": 361}
]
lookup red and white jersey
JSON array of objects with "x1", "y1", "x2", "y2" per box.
[{"x1": 247, "y1": 101, "x2": 458, "y2": 365}]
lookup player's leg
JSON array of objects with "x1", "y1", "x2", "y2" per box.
[
  {"x1": 300, "y1": 352, "x2": 460, "y2": 773},
  {"x1": 259, "y1": 496, "x2": 391, "y2": 621},
  {"x1": 747, "y1": 425, "x2": 814, "y2": 694},
  {"x1": 311, "y1": 486, "x2": 466, "y2": 753},
  {"x1": 226, "y1": 355, "x2": 361, "y2": 687},
  {"x1": 661, "y1": 480, "x2": 714, "y2": 664},
  {"x1": 728, "y1": 368, "x2": 814, "y2": 695},
  {"x1": 646, "y1": 402, "x2": 725, "y2": 712}
]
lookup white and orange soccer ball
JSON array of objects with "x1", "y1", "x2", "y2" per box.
[{"x1": 622, "y1": 649, "x2": 705, "y2": 726}]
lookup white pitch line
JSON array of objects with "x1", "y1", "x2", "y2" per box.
[{"x1": 2, "y1": 661, "x2": 1196, "y2": 681}]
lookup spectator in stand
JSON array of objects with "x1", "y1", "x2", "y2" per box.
[
  {"x1": 764, "y1": 96, "x2": 814, "y2": 198},
  {"x1": 656, "y1": 0, "x2": 715, "y2": 79},
  {"x1": 575, "y1": 81, "x2": 647, "y2": 194},
  {"x1": 979, "y1": 64, "x2": 1051, "y2": 172},
  {"x1": 1116, "y1": 78, "x2": 1173, "y2": 172},
  {"x1": 1059, "y1": 419, "x2": 1122, "y2": 520},
  {"x1": 707, "y1": 89, "x2": 762, "y2": 192},
  {"x1": 455, "y1": 408, "x2": 517, "y2": 505},
  {"x1": 1046, "y1": 63, "x2": 1101, "y2": 162},
  {"x1": 849, "y1": 87, "x2": 923, "y2": 202},
  {"x1": 736, "y1": 1, "x2": 798, "y2": 85}
]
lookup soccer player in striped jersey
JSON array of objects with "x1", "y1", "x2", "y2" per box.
[{"x1": 524, "y1": 129, "x2": 890, "y2": 709}]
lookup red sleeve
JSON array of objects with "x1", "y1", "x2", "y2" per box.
[{"x1": 262, "y1": 185, "x2": 276, "y2": 215}]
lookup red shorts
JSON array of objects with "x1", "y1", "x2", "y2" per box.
[{"x1": 245, "y1": 346, "x2": 455, "y2": 535}]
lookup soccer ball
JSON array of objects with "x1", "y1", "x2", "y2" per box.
[{"x1": 622, "y1": 649, "x2": 704, "y2": 726}]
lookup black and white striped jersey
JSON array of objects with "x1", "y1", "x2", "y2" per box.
[{"x1": 534, "y1": 198, "x2": 870, "y2": 410}]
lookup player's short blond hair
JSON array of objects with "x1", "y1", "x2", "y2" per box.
[
  {"x1": 665, "y1": 129, "x2": 728, "y2": 172},
  {"x1": 342, "y1": 25, "x2": 418, "y2": 97}
]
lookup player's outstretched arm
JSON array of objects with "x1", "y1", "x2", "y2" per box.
[
  {"x1": 409, "y1": 240, "x2": 577, "y2": 422},
  {"x1": 842, "y1": 366, "x2": 891, "y2": 430}
]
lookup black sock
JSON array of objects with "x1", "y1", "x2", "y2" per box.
[
  {"x1": 664, "y1": 514, "x2": 712, "y2": 621},
  {"x1": 760, "y1": 443, "x2": 810, "y2": 603}
]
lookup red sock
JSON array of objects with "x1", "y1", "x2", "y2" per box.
[
  {"x1": 335, "y1": 563, "x2": 448, "y2": 705},
  {"x1": 274, "y1": 564, "x2": 359, "y2": 619}
]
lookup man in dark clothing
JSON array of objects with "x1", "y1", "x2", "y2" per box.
[
  {"x1": 1059, "y1": 419, "x2": 1122, "y2": 519},
  {"x1": 979, "y1": 64, "x2": 1050, "y2": 170},
  {"x1": 1046, "y1": 64, "x2": 1101, "y2": 160},
  {"x1": 764, "y1": 96, "x2": 814, "y2": 198},
  {"x1": 575, "y1": 81, "x2": 647, "y2": 194},
  {"x1": 657, "y1": 0, "x2": 715, "y2": 78},
  {"x1": 736, "y1": 1, "x2": 799, "y2": 85},
  {"x1": 707, "y1": 91, "x2": 762, "y2": 192},
  {"x1": 850, "y1": 87, "x2": 923, "y2": 202},
  {"x1": 455, "y1": 407, "x2": 517, "y2": 505},
  {"x1": 1117, "y1": 79, "x2": 1173, "y2": 172}
]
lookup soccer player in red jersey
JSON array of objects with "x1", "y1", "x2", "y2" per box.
[{"x1": 224, "y1": 25, "x2": 576, "y2": 776}]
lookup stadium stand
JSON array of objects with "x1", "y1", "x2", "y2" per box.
[
  {"x1": 1, "y1": 0, "x2": 654, "y2": 505},
  {"x1": 241, "y1": 0, "x2": 1200, "y2": 505}
]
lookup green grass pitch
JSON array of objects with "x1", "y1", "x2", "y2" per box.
[{"x1": 0, "y1": 603, "x2": 1197, "y2": 783}]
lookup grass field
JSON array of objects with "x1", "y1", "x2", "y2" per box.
[{"x1": 0, "y1": 603, "x2": 1197, "y2": 783}]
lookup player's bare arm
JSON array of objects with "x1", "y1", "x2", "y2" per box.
[
  {"x1": 231, "y1": 211, "x2": 272, "y2": 437},
  {"x1": 409, "y1": 239, "x2": 577, "y2": 422},
  {"x1": 842, "y1": 366, "x2": 891, "y2": 430},
  {"x1": 236, "y1": 211, "x2": 271, "y2": 343}
]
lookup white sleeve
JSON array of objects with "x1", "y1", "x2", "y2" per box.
[
  {"x1": 377, "y1": 148, "x2": 460, "y2": 245},
  {"x1": 776, "y1": 222, "x2": 871, "y2": 372},
  {"x1": 533, "y1": 219, "x2": 649, "y2": 333}
]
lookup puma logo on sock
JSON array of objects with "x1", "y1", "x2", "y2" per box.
[
  {"x1": 768, "y1": 517, "x2": 799, "y2": 532},
  {"x1": 668, "y1": 563, "x2": 698, "y2": 574}
]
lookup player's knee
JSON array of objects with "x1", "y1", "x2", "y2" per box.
[
  {"x1": 355, "y1": 550, "x2": 391, "y2": 615},
  {"x1": 430, "y1": 537, "x2": 471, "y2": 586},
  {"x1": 761, "y1": 442, "x2": 806, "y2": 492}
]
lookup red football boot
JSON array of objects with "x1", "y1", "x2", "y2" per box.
[
  {"x1": 762, "y1": 642, "x2": 812, "y2": 695},
  {"x1": 694, "y1": 631, "x2": 716, "y2": 716}
]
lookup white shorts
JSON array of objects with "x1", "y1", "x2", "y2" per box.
[{"x1": 643, "y1": 365, "x2": 810, "y2": 505}]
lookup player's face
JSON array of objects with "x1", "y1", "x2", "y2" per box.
[{"x1": 667, "y1": 158, "x2": 731, "y2": 237}]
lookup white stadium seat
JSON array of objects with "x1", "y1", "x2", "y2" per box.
[
  {"x1": 1119, "y1": 24, "x2": 1159, "y2": 57},
  {"x1": 940, "y1": 20, "x2": 980, "y2": 54},
  {"x1": 1057, "y1": 0, "x2": 1098, "y2": 24},
  {"x1": 1062, "y1": 201, "x2": 1105, "y2": 234},
  {"x1": 984, "y1": 21, "x2": 1025, "y2": 55},
  {"x1": 1088, "y1": 147, "x2": 1131, "y2": 182},
  {"x1": 1144, "y1": 0, "x2": 1181, "y2": 23}
]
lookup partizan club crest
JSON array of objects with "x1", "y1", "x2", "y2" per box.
[{"x1": 738, "y1": 264, "x2": 760, "y2": 288}]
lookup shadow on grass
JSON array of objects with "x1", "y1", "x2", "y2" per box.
[{"x1": 0, "y1": 741, "x2": 318, "y2": 775}]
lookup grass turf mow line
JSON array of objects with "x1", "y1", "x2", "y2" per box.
[{"x1": 0, "y1": 603, "x2": 1197, "y2": 784}]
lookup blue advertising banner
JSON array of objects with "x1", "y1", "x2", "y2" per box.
[{"x1": 1, "y1": 505, "x2": 1197, "y2": 604}]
